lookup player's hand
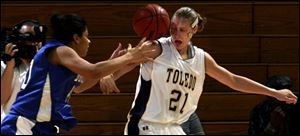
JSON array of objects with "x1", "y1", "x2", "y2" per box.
[
  {"x1": 126, "y1": 37, "x2": 156, "y2": 63},
  {"x1": 99, "y1": 74, "x2": 120, "y2": 94},
  {"x1": 109, "y1": 43, "x2": 127, "y2": 59},
  {"x1": 274, "y1": 89, "x2": 298, "y2": 104},
  {"x1": 4, "y1": 43, "x2": 18, "y2": 67}
]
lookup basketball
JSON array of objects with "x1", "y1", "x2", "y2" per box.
[{"x1": 132, "y1": 4, "x2": 170, "y2": 40}]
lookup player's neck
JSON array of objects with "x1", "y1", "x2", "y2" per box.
[{"x1": 177, "y1": 47, "x2": 189, "y2": 60}]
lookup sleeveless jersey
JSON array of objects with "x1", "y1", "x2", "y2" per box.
[
  {"x1": 1, "y1": 61, "x2": 28, "y2": 122},
  {"x1": 9, "y1": 39, "x2": 80, "y2": 130},
  {"x1": 129, "y1": 37, "x2": 206, "y2": 125}
]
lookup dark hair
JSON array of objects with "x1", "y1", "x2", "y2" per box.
[
  {"x1": 50, "y1": 13, "x2": 87, "y2": 45},
  {"x1": 265, "y1": 75, "x2": 292, "y2": 90}
]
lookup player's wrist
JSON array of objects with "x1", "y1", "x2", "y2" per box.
[
  {"x1": 267, "y1": 88, "x2": 278, "y2": 98},
  {"x1": 121, "y1": 53, "x2": 133, "y2": 64},
  {"x1": 6, "y1": 61, "x2": 15, "y2": 68}
]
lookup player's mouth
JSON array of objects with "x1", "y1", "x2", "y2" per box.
[{"x1": 174, "y1": 40, "x2": 182, "y2": 47}]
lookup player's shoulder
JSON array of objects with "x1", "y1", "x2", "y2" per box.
[{"x1": 157, "y1": 36, "x2": 170, "y2": 45}]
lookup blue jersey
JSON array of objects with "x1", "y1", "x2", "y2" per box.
[{"x1": 10, "y1": 39, "x2": 80, "y2": 130}]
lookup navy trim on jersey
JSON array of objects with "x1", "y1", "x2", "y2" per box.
[{"x1": 128, "y1": 76, "x2": 152, "y2": 135}]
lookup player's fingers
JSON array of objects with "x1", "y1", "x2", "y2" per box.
[
  {"x1": 137, "y1": 37, "x2": 147, "y2": 47},
  {"x1": 100, "y1": 82, "x2": 109, "y2": 95},
  {"x1": 109, "y1": 86, "x2": 120, "y2": 93},
  {"x1": 289, "y1": 92, "x2": 298, "y2": 99},
  {"x1": 5, "y1": 43, "x2": 15, "y2": 54},
  {"x1": 115, "y1": 87, "x2": 120, "y2": 93},
  {"x1": 104, "y1": 79, "x2": 118, "y2": 93},
  {"x1": 5, "y1": 43, "x2": 11, "y2": 53},
  {"x1": 106, "y1": 84, "x2": 114, "y2": 94},
  {"x1": 285, "y1": 95, "x2": 297, "y2": 104},
  {"x1": 11, "y1": 49, "x2": 18, "y2": 57},
  {"x1": 100, "y1": 85, "x2": 106, "y2": 94},
  {"x1": 111, "y1": 82, "x2": 120, "y2": 93},
  {"x1": 145, "y1": 57, "x2": 154, "y2": 62},
  {"x1": 139, "y1": 41, "x2": 155, "y2": 52},
  {"x1": 110, "y1": 43, "x2": 124, "y2": 59},
  {"x1": 143, "y1": 48, "x2": 156, "y2": 56},
  {"x1": 113, "y1": 43, "x2": 122, "y2": 54},
  {"x1": 116, "y1": 43, "x2": 122, "y2": 51},
  {"x1": 127, "y1": 44, "x2": 132, "y2": 49},
  {"x1": 286, "y1": 98, "x2": 296, "y2": 105},
  {"x1": 119, "y1": 49, "x2": 127, "y2": 56},
  {"x1": 117, "y1": 43, "x2": 124, "y2": 56}
]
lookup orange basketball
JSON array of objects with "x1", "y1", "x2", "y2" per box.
[{"x1": 132, "y1": 4, "x2": 170, "y2": 40}]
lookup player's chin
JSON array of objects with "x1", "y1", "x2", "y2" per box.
[{"x1": 174, "y1": 44, "x2": 184, "y2": 50}]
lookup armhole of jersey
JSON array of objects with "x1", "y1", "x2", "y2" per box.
[
  {"x1": 155, "y1": 39, "x2": 164, "y2": 59},
  {"x1": 155, "y1": 40, "x2": 165, "y2": 59},
  {"x1": 199, "y1": 48, "x2": 206, "y2": 75},
  {"x1": 42, "y1": 44, "x2": 65, "y2": 67},
  {"x1": 139, "y1": 40, "x2": 164, "y2": 81},
  {"x1": 44, "y1": 46, "x2": 59, "y2": 58}
]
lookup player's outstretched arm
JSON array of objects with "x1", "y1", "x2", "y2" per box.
[
  {"x1": 48, "y1": 38, "x2": 154, "y2": 79},
  {"x1": 204, "y1": 52, "x2": 297, "y2": 104}
]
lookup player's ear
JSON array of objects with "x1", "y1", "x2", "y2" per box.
[
  {"x1": 73, "y1": 34, "x2": 80, "y2": 44},
  {"x1": 192, "y1": 25, "x2": 198, "y2": 34},
  {"x1": 188, "y1": 32, "x2": 193, "y2": 38}
]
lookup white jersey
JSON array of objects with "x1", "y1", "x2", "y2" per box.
[
  {"x1": 127, "y1": 37, "x2": 206, "y2": 127},
  {"x1": 1, "y1": 61, "x2": 28, "y2": 123}
]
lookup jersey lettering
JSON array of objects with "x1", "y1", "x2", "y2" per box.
[
  {"x1": 169, "y1": 89, "x2": 189, "y2": 114},
  {"x1": 166, "y1": 68, "x2": 196, "y2": 91}
]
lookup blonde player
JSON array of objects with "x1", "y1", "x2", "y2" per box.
[{"x1": 124, "y1": 7, "x2": 298, "y2": 135}]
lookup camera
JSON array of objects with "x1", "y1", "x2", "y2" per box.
[{"x1": 1, "y1": 19, "x2": 47, "y2": 61}]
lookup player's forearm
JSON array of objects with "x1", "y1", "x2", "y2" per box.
[
  {"x1": 113, "y1": 63, "x2": 139, "y2": 80},
  {"x1": 231, "y1": 75, "x2": 277, "y2": 97},
  {"x1": 73, "y1": 78, "x2": 99, "y2": 94},
  {"x1": 91, "y1": 54, "x2": 132, "y2": 79},
  {"x1": 1, "y1": 66, "x2": 14, "y2": 105}
]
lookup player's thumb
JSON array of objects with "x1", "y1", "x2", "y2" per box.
[
  {"x1": 127, "y1": 43, "x2": 132, "y2": 49},
  {"x1": 117, "y1": 43, "x2": 122, "y2": 50}
]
